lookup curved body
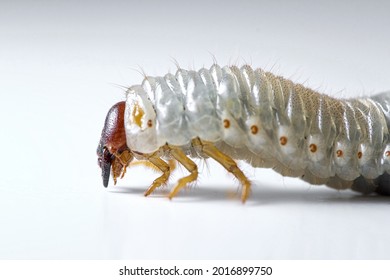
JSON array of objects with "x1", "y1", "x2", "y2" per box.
[{"x1": 97, "y1": 64, "x2": 390, "y2": 201}]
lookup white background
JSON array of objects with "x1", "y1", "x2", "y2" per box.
[{"x1": 1, "y1": 0, "x2": 390, "y2": 259}]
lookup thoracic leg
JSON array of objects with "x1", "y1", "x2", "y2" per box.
[
  {"x1": 168, "y1": 146, "x2": 198, "y2": 199},
  {"x1": 130, "y1": 159, "x2": 176, "y2": 173},
  {"x1": 144, "y1": 156, "x2": 171, "y2": 196},
  {"x1": 194, "y1": 138, "x2": 251, "y2": 202}
]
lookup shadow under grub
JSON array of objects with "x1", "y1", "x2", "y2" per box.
[{"x1": 107, "y1": 181, "x2": 390, "y2": 206}]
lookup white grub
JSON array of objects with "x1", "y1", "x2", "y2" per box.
[{"x1": 124, "y1": 64, "x2": 390, "y2": 195}]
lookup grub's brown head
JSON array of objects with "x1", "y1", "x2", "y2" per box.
[{"x1": 97, "y1": 101, "x2": 133, "y2": 187}]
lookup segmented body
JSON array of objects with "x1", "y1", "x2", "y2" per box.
[{"x1": 123, "y1": 64, "x2": 390, "y2": 195}]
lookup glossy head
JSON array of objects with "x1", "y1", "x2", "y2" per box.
[{"x1": 97, "y1": 101, "x2": 133, "y2": 187}]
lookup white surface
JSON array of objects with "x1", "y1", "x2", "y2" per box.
[{"x1": 1, "y1": 0, "x2": 390, "y2": 259}]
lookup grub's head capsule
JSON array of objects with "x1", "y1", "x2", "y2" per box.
[{"x1": 97, "y1": 101, "x2": 133, "y2": 187}]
